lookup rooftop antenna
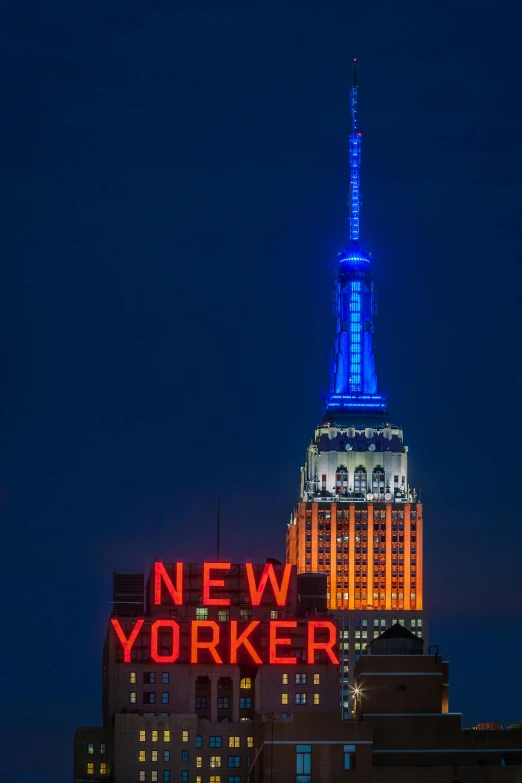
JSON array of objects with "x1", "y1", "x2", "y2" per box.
[
  {"x1": 216, "y1": 496, "x2": 220, "y2": 561},
  {"x1": 349, "y1": 57, "x2": 362, "y2": 243}
]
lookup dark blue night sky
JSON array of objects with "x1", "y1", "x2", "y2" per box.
[{"x1": 2, "y1": 2, "x2": 522, "y2": 781}]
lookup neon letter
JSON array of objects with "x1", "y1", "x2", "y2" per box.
[
  {"x1": 151, "y1": 619, "x2": 180, "y2": 663},
  {"x1": 230, "y1": 620, "x2": 262, "y2": 664},
  {"x1": 154, "y1": 562, "x2": 183, "y2": 606},
  {"x1": 111, "y1": 618, "x2": 144, "y2": 663},
  {"x1": 191, "y1": 620, "x2": 223, "y2": 664},
  {"x1": 245, "y1": 563, "x2": 292, "y2": 606},
  {"x1": 269, "y1": 620, "x2": 297, "y2": 664},
  {"x1": 307, "y1": 620, "x2": 339, "y2": 664},
  {"x1": 203, "y1": 562, "x2": 231, "y2": 606}
]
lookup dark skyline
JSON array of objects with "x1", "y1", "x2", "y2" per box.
[{"x1": 2, "y1": 2, "x2": 522, "y2": 782}]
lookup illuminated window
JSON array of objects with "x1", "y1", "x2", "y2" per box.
[
  {"x1": 161, "y1": 672, "x2": 169, "y2": 684},
  {"x1": 100, "y1": 763, "x2": 107, "y2": 775},
  {"x1": 196, "y1": 757, "x2": 202, "y2": 768},
  {"x1": 162, "y1": 693, "x2": 169, "y2": 704},
  {"x1": 130, "y1": 692, "x2": 137, "y2": 704},
  {"x1": 295, "y1": 673, "x2": 307, "y2": 685},
  {"x1": 144, "y1": 692, "x2": 156, "y2": 704},
  {"x1": 196, "y1": 736, "x2": 203, "y2": 748},
  {"x1": 196, "y1": 607, "x2": 208, "y2": 620},
  {"x1": 313, "y1": 673, "x2": 320, "y2": 685},
  {"x1": 164, "y1": 773, "x2": 171, "y2": 783},
  {"x1": 182, "y1": 730, "x2": 189, "y2": 742},
  {"x1": 196, "y1": 777, "x2": 202, "y2": 783},
  {"x1": 152, "y1": 751, "x2": 158, "y2": 762},
  {"x1": 130, "y1": 671, "x2": 137, "y2": 684},
  {"x1": 270, "y1": 610, "x2": 278, "y2": 619},
  {"x1": 140, "y1": 773, "x2": 146, "y2": 782},
  {"x1": 164, "y1": 751, "x2": 170, "y2": 762},
  {"x1": 247, "y1": 737, "x2": 253, "y2": 748},
  {"x1": 240, "y1": 697, "x2": 251, "y2": 709},
  {"x1": 295, "y1": 693, "x2": 307, "y2": 705},
  {"x1": 344, "y1": 744, "x2": 356, "y2": 770},
  {"x1": 218, "y1": 609, "x2": 230, "y2": 622},
  {"x1": 229, "y1": 777, "x2": 240, "y2": 783},
  {"x1": 209, "y1": 737, "x2": 222, "y2": 748},
  {"x1": 281, "y1": 673, "x2": 289, "y2": 685},
  {"x1": 100, "y1": 744, "x2": 106, "y2": 755},
  {"x1": 164, "y1": 730, "x2": 171, "y2": 742},
  {"x1": 210, "y1": 777, "x2": 221, "y2": 783},
  {"x1": 240, "y1": 677, "x2": 252, "y2": 689},
  {"x1": 313, "y1": 693, "x2": 320, "y2": 705},
  {"x1": 140, "y1": 730, "x2": 146, "y2": 742},
  {"x1": 240, "y1": 607, "x2": 251, "y2": 622},
  {"x1": 181, "y1": 773, "x2": 188, "y2": 783},
  {"x1": 210, "y1": 757, "x2": 222, "y2": 768},
  {"x1": 152, "y1": 730, "x2": 158, "y2": 742},
  {"x1": 152, "y1": 772, "x2": 158, "y2": 782},
  {"x1": 281, "y1": 693, "x2": 289, "y2": 705},
  {"x1": 87, "y1": 743, "x2": 94, "y2": 755},
  {"x1": 139, "y1": 751, "x2": 146, "y2": 762},
  {"x1": 229, "y1": 737, "x2": 240, "y2": 748},
  {"x1": 87, "y1": 763, "x2": 94, "y2": 775},
  {"x1": 144, "y1": 672, "x2": 156, "y2": 684},
  {"x1": 296, "y1": 744, "x2": 311, "y2": 783},
  {"x1": 182, "y1": 750, "x2": 189, "y2": 762},
  {"x1": 228, "y1": 757, "x2": 241, "y2": 768}
]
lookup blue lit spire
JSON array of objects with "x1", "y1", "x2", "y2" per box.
[{"x1": 325, "y1": 59, "x2": 387, "y2": 415}]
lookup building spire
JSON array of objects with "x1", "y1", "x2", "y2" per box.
[{"x1": 349, "y1": 57, "x2": 362, "y2": 243}]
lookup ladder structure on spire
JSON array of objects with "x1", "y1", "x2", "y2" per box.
[{"x1": 349, "y1": 58, "x2": 362, "y2": 243}]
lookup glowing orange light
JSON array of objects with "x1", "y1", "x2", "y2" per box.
[
  {"x1": 191, "y1": 620, "x2": 223, "y2": 664},
  {"x1": 245, "y1": 563, "x2": 292, "y2": 606},
  {"x1": 154, "y1": 562, "x2": 183, "y2": 606},
  {"x1": 151, "y1": 619, "x2": 180, "y2": 663},
  {"x1": 110, "y1": 618, "x2": 144, "y2": 663},
  {"x1": 269, "y1": 620, "x2": 297, "y2": 664},
  {"x1": 203, "y1": 562, "x2": 231, "y2": 606},
  {"x1": 230, "y1": 620, "x2": 262, "y2": 664},
  {"x1": 307, "y1": 620, "x2": 339, "y2": 664}
]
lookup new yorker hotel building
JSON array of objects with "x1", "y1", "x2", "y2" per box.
[
  {"x1": 286, "y1": 63, "x2": 427, "y2": 692},
  {"x1": 74, "y1": 562, "x2": 340, "y2": 783}
]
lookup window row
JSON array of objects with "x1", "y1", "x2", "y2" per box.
[
  {"x1": 86, "y1": 763, "x2": 107, "y2": 775},
  {"x1": 138, "y1": 732, "x2": 253, "y2": 748},
  {"x1": 87, "y1": 743, "x2": 106, "y2": 755},
  {"x1": 195, "y1": 757, "x2": 243, "y2": 768},
  {"x1": 138, "y1": 771, "x2": 183, "y2": 782},
  {"x1": 281, "y1": 692, "x2": 320, "y2": 705},
  {"x1": 131, "y1": 673, "x2": 253, "y2": 689}
]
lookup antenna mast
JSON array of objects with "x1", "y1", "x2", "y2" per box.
[
  {"x1": 216, "y1": 496, "x2": 220, "y2": 561},
  {"x1": 349, "y1": 58, "x2": 362, "y2": 242}
]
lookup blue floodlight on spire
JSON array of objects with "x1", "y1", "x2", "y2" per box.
[{"x1": 324, "y1": 59, "x2": 387, "y2": 417}]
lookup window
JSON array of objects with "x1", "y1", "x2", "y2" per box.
[
  {"x1": 144, "y1": 692, "x2": 156, "y2": 704},
  {"x1": 228, "y1": 757, "x2": 241, "y2": 768},
  {"x1": 197, "y1": 778, "x2": 202, "y2": 783},
  {"x1": 295, "y1": 673, "x2": 307, "y2": 685},
  {"x1": 270, "y1": 610, "x2": 278, "y2": 619},
  {"x1": 182, "y1": 750, "x2": 189, "y2": 762},
  {"x1": 281, "y1": 693, "x2": 289, "y2": 705},
  {"x1": 247, "y1": 737, "x2": 254, "y2": 748},
  {"x1": 130, "y1": 671, "x2": 137, "y2": 684},
  {"x1": 152, "y1": 751, "x2": 158, "y2": 762},
  {"x1": 100, "y1": 744, "x2": 106, "y2": 755},
  {"x1": 210, "y1": 757, "x2": 222, "y2": 768},
  {"x1": 196, "y1": 607, "x2": 208, "y2": 620},
  {"x1": 100, "y1": 764, "x2": 107, "y2": 775},
  {"x1": 240, "y1": 677, "x2": 252, "y2": 689},
  {"x1": 196, "y1": 736, "x2": 202, "y2": 748},
  {"x1": 162, "y1": 672, "x2": 169, "y2": 684},
  {"x1": 313, "y1": 693, "x2": 320, "y2": 705},
  {"x1": 144, "y1": 672, "x2": 156, "y2": 684},
  {"x1": 164, "y1": 730, "x2": 170, "y2": 742},
  {"x1": 87, "y1": 763, "x2": 94, "y2": 775},
  {"x1": 181, "y1": 773, "x2": 188, "y2": 783},
  {"x1": 229, "y1": 737, "x2": 240, "y2": 748},
  {"x1": 296, "y1": 745, "x2": 311, "y2": 783},
  {"x1": 240, "y1": 697, "x2": 251, "y2": 709},
  {"x1": 344, "y1": 745, "x2": 356, "y2": 770},
  {"x1": 210, "y1": 777, "x2": 221, "y2": 783},
  {"x1": 164, "y1": 751, "x2": 170, "y2": 762},
  {"x1": 218, "y1": 697, "x2": 229, "y2": 709},
  {"x1": 281, "y1": 673, "x2": 289, "y2": 685},
  {"x1": 130, "y1": 692, "x2": 137, "y2": 704},
  {"x1": 140, "y1": 773, "x2": 146, "y2": 782},
  {"x1": 140, "y1": 730, "x2": 146, "y2": 742},
  {"x1": 229, "y1": 777, "x2": 241, "y2": 783},
  {"x1": 162, "y1": 693, "x2": 169, "y2": 704},
  {"x1": 87, "y1": 743, "x2": 94, "y2": 755},
  {"x1": 182, "y1": 730, "x2": 189, "y2": 742},
  {"x1": 209, "y1": 737, "x2": 222, "y2": 748},
  {"x1": 152, "y1": 773, "x2": 158, "y2": 782},
  {"x1": 313, "y1": 673, "x2": 320, "y2": 685},
  {"x1": 295, "y1": 693, "x2": 307, "y2": 705},
  {"x1": 195, "y1": 697, "x2": 207, "y2": 709},
  {"x1": 152, "y1": 731, "x2": 158, "y2": 742},
  {"x1": 164, "y1": 773, "x2": 171, "y2": 783},
  {"x1": 196, "y1": 757, "x2": 202, "y2": 768},
  {"x1": 240, "y1": 607, "x2": 251, "y2": 622},
  {"x1": 218, "y1": 609, "x2": 230, "y2": 622}
]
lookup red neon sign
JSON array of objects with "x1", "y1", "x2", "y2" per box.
[
  {"x1": 203, "y1": 562, "x2": 231, "y2": 606},
  {"x1": 245, "y1": 563, "x2": 292, "y2": 606},
  {"x1": 151, "y1": 619, "x2": 180, "y2": 663},
  {"x1": 110, "y1": 618, "x2": 144, "y2": 663},
  {"x1": 230, "y1": 620, "x2": 262, "y2": 664},
  {"x1": 191, "y1": 620, "x2": 223, "y2": 664},
  {"x1": 307, "y1": 621, "x2": 339, "y2": 664},
  {"x1": 154, "y1": 562, "x2": 183, "y2": 605}
]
